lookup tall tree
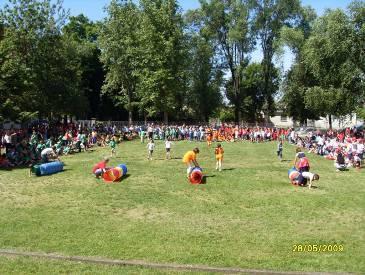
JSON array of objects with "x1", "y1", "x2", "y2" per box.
[
  {"x1": 0, "y1": 0, "x2": 85, "y2": 121},
  {"x1": 280, "y1": 6, "x2": 318, "y2": 124},
  {"x1": 302, "y1": 9, "x2": 364, "y2": 128},
  {"x1": 199, "y1": 0, "x2": 254, "y2": 123},
  {"x1": 99, "y1": 0, "x2": 141, "y2": 124},
  {"x1": 137, "y1": 0, "x2": 187, "y2": 123},
  {"x1": 252, "y1": 0, "x2": 301, "y2": 119},
  {"x1": 63, "y1": 14, "x2": 105, "y2": 119},
  {"x1": 187, "y1": 34, "x2": 223, "y2": 121}
]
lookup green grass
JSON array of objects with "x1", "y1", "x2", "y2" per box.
[{"x1": 0, "y1": 140, "x2": 364, "y2": 273}]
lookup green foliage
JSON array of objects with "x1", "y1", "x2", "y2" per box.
[
  {"x1": 300, "y1": 8, "x2": 365, "y2": 126},
  {"x1": 185, "y1": 11, "x2": 223, "y2": 122},
  {"x1": 199, "y1": 0, "x2": 254, "y2": 123},
  {"x1": 0, "y1": 0, "x2": 86, "y2": 121},
  {"x1": 251, "y1": 0, "x2": 302, "y2": 117},
  {"x1": 136, "y1": 0, "x2": 188, "y2": 123},
  {"x1": 281, "y1": 3, "x2": 364, "y2": 126},
  {"x1": 63, "y1": 14, "x2": 105, "y2": 119},
  {"x1": 99, "y1": 0, "x2": 141, "y2": 123}
]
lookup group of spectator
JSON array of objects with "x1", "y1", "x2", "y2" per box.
[
  {"x1": 289, "y1": 127, "x2": 364, "y2": 170},
  {"x1": 1, "y1": 120, "x2": 363, "y2": 171}
]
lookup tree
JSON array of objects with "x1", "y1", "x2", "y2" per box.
[
  {"x1": 280, "y1": 6, "x2": 319, "y2": 124},
  {"x1": 99, "y1": 0, "x2": 141, "y2": 124},
  {"x1": 137, "y1": 0, "x2": 187, "y2": 123},
  {"x1": 251, "y1": 0, "x2": 301, "y2": 119},
  {"x1": 302, "y1": 9, "x2": 364, "y2": 128},
  {"x1": 198, "y1": 0, "x2": 254, "y2": 123},
  {"x1": 187, "y1": 34, "x2": 223, "y2": 121},
  {"x1": 185, "y1": 8, "x2": 223, "y2": 122},
  {"x1": 0, "y1": 0, "x2": 86, "y2": 121},
  {"x1": 63, "y1": 15, "x2": 105, "y2": 119}
]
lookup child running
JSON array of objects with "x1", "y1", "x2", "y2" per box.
[
  {"x1": 277, "y1": 139, "x2": 283, "y2": 161},
  {"x1": 165, "y1": 138, "x2": 173, "y2": 160},
  {"x1": 215, "y1": 143, "x2": 224, "y2": 171},
  {"x1": 147, "y1": 139, "x2": 155, "y2": 160},
  {"x1": 109, "y1": 136, "x2": 117, "y2": 157},
  {"x1": 182, "y1": 148, "x2": 200, "y2": 177}
]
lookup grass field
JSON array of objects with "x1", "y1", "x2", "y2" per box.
[{"x1": 0, "y1": 140, "x2": 364, "y2": 274}]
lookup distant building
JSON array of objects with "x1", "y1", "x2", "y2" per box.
[{"x1": 269, "y1": 111, "x2": 362, "y2": 129}]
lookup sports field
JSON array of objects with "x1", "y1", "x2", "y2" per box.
[{"x1": 0, "y1": 141, "x2": 364, "y2": 273}]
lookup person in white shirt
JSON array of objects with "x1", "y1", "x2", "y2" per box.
[
  {"x1": 147, "y1": 139, "x2": 155, "y2": 160},
  {"x1": 41, "y1": 147, "x2": 59, "y2": 163},
  {"x1": 301, "y1": 171, "x2": 319, "y2": 189},
  {"x1": 165, "y1": 139, "x2": 173, "y2": 160}
]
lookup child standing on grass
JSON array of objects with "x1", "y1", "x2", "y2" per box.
[
  {"x1": 147, "y1": 139, "x2": 155, "y2": 160},
  {"x1": 165, "y1": 138, "x2": 173, "y2": 160},
  {"x1": 215, "y1": 143, "x2": 224, "y2": 171},
  {"x1": 277, "y1": 139, "x2": 283, "y2": 161},
  {"x1": 109, "y1": 136, "x2": 117, "y2": 157}
]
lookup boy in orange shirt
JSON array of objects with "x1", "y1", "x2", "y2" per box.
[
  {"x1": 206, "y1": 132, "x2": 212, "y2": 147},
  {"x1": 215, "y1": 143, "x2": 224, "y2": 171},
  {"x1": 183, "y1": 148, "x2": 200, "y2": 177}
]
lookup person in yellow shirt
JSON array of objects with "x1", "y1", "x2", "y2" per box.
[
  {"x1": 215, "y1": 143, "x2": 224, "y2": 171},
  {"x1": 183, "y1": 148, "x2": 200, "y2": 177}
]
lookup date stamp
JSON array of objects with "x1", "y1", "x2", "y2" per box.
[{"x1": 292, "y1": 244, "x2": 344, "y2": 252}]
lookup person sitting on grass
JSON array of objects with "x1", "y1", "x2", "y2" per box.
[
  {"x1": 92, "y1": 157, "x2": 110, "y2": 179},
  {"x1": 335, "y1": 149, "x2": 347, "y2": 172},
  {"x1": 353, "y1": 153, "x2": 362, "y2": 170},
  {"x1": 0, "y1": 153, "x2": 14, "y2": 169},
  {"x1": 183, "y1": 147, "x2": 200, "y2": 178}
]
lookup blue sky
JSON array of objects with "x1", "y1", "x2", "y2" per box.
[
  {"x1": 0, "y1": 0, "x2": 354, "y2": 25},
  {"x1": 53, "y1": 0, "x2": 354, "y2": 22},
  {"x1": 0, "y1": 0, "x2": 355, "y2": 71}
]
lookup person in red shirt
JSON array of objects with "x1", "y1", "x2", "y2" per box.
[{"x1": 92, "y1": 157, "x2": 110, "y2": 179}]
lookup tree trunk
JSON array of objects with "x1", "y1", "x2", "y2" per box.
[
  {"x1": 164, "y1": 111, "x2": 168, "y2": 125},
  {"x1": 127, "y1": 90, "x2": 133, "y2": 126},
  {"x1": 328, "y1": 114, "x2": 332, "y2": 129}
]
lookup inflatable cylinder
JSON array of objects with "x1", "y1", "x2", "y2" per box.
[
  {"x1": 103, "y1": 164, "x2": 128, "y2": 182},
  {"x1": 189, "y1": 167, "x2": 203, "y2": 184},
  {"x1": 32, "y1": 161, "x2": 64, "y2": 176}
]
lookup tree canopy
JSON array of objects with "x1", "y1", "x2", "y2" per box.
[{"x1": 0, "y1": 0, "x2": 364, "y2": 125}]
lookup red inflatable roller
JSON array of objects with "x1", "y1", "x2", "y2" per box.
[
  {"x1": 189, "y1": 167, "x2": 203, "y2": 184},
  {"x1": 103, "y1": 167, "x2": 123, "y2": 182}
]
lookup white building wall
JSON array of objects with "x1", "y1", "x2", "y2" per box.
[{"x1": 269, "y1": 114, "x2": 362, "y2": 129}]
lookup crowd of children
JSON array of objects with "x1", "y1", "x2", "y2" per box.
[
  {"x1": 0, "y1": 122, "x2": 122, "y2": 169},
  {"x1": 2, "y1": 121, "x2": 363, "y2": 179},
  {"x1": 289, "y1": 127, "x2": 364, "y2": 171}
]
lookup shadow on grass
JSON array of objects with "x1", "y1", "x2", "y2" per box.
[
  {"x1": 222, "y1": 168, "x2": 235, "y2": 171},
  {"x1": 201, "y1": 175, "x2": 215, "y2": 184}
]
